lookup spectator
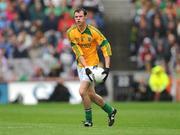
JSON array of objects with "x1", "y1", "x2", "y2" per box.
[
  {"x1": 16, "y1": 1, "x2": 31, "y2": 21},
  {"x1": 154, "y1": 38, "x2": 171, "y2": 66},
  {"x1": 42, "y1": 11, "x2": 58, "y2": 32},
  {"x1": 29, "y1": 1, "x2": 45, "y2": 21},
  {"x1": 165, "y1": 0, "x2": 177, "y2": 18},
  {"x1": 5, "y1": 1, "x2": 17, "y2": 23},
  {"x1": 151, "y1": 12, "x2": 166, "y2": 39},
  {"x1": 86, "y1": 9, "x2": 98, "y2": 27},
  {"x1": 44, "y1": 0, "x2": 64, "y2": 16},
  {"x1": 49, "y1": 81, "x2": 70, "y2": 102},
  {"x1": 137, "y1": 37, "x2": 156, "y2": 71},
  {"x1": 12, "y1": 35, "x2": 29, "y2": 58},
  {"x1": 137, "y1": 15, "x2": 151, "y2": 48},
  {"x1": 57, "y1": 12, "x2": 74, "y2": 33},
  {"x1": 32, "y1": 66, "x2": 46, "y2": 81}
]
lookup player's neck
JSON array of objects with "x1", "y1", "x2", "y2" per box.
[{"x1": 77, "y1": 23, "x2": 87, "y2": 33}]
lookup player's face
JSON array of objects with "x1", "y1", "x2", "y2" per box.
[{"x1": 74, "y1": 11, "x2": 86, "y2": 26}]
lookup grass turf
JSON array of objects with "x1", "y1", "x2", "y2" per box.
[{"x1": 0, "y1": 102, "x2": 180, "y2": 135}]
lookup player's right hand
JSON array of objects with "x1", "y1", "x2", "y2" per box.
[{"x1": 85, "y1": 67, "x2": 93, "y2": 81}]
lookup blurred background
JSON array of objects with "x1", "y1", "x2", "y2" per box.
[{"x1": 0, "y1": 0, "x2": 180, "y2": 105}]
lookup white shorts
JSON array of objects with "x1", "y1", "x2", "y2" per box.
[{"x1": 77, "y1": 66, "x2": 97, "y2": 82}]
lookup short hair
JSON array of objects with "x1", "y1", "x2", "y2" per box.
[{"x1": 74, "y1": 8, "x2": 87, "y2": 16}]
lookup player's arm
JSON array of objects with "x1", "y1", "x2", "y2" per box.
[
  {"x1": 67, "y1": 30, "x2": 92, "y2": 81},
  {"x1": 78, "y1": 56, "x2": 87, "y2": 67},
  {"x1": 104, "y1": 56, "x2": 110, "y2": 68},
  {"x1": 69, "y1": 41, "x2": 87, "y2": 67},
  {"x1": 92, "y1": 26, "x2": 112, "y2": 67},
  {"x1": 92, "y1": 26, "x2": 112, "y2": 81},
  {"x1": 67, "y1": 30, "x2": 84, "y2": 64},
  {"x1": 99, "y1": 39, "x2": 112, "y2": 68},
  {"x1": 101, "y1": 48, "x2": 111, "y2": 82},
  {"x1": 78, "y1": 56, "x2": 93, "y2": 81},
  {"x1": 71, "y1": 43, "x2": 93, "y2": 80}
]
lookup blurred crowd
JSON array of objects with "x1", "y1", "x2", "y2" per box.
[
  {"x1": 0, "y1": 0, "x2": 105, "y2": 82},
  {"x1": 130, "y1": 0, "x2": 180, "y2": 76}
]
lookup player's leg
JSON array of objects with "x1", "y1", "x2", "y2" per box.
[
  {"x1": 88, "y1": 86, "x2": 117, "y2": 126},
  {"x1": 79, "y1": 81, "x2": 92, "y2": 109},
  {"x1": 88, "y1": 85, "x2": 104, "y2": 106},
  {"x1": 88, "y1": 86, "x2": 113, "y2": 113},
  {"x1": 77, "y1": 66, "x2": 93, "y2": 126},
  {"x1": 79, "y1": 81, "x2": 93, "y2": 126}
]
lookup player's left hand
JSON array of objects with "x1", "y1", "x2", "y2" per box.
[{"x1": 102, "y1": 68, "x2": 110, "y2": 82}]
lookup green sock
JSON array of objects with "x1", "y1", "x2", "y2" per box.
[
  {"x1": 85, "y1": 108, "x2": 92, "y2": 122},
  {"x1": 102, "y1": 103, "x2": 113, "y2": 115}
]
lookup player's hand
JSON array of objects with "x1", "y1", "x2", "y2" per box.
[
  {"x1": 85, "y1": 67, "x2": 93, "y2": 81},
  {"x1": 102, "y1": 68, "x2": 110, "y2": 82}
]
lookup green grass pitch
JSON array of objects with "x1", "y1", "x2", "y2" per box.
[{"x1": 0, "y1": 102, "x2": 180, "y2": 135}]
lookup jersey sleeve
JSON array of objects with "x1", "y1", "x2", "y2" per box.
[
  {"x1": 67, "y1": 29, "x2": 83, "y2": 59},
  {"x1": 92, "y1": 27, "x2": 112, "y2": 57}
]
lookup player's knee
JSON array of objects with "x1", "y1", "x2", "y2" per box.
[
  {"x1": 88, "y1": 91, "x2": 95, "y2": 100},
  {"x1": 79, "y1": 89, "x2": 86, "y2": 97}
]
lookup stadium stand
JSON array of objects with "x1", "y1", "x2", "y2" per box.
[
  {"x1": 0, "y1": 0, "x2": 105, "y2": 82},
  {"x1": 129, "y1": 0, "x2": 180, "y2": 75}
]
